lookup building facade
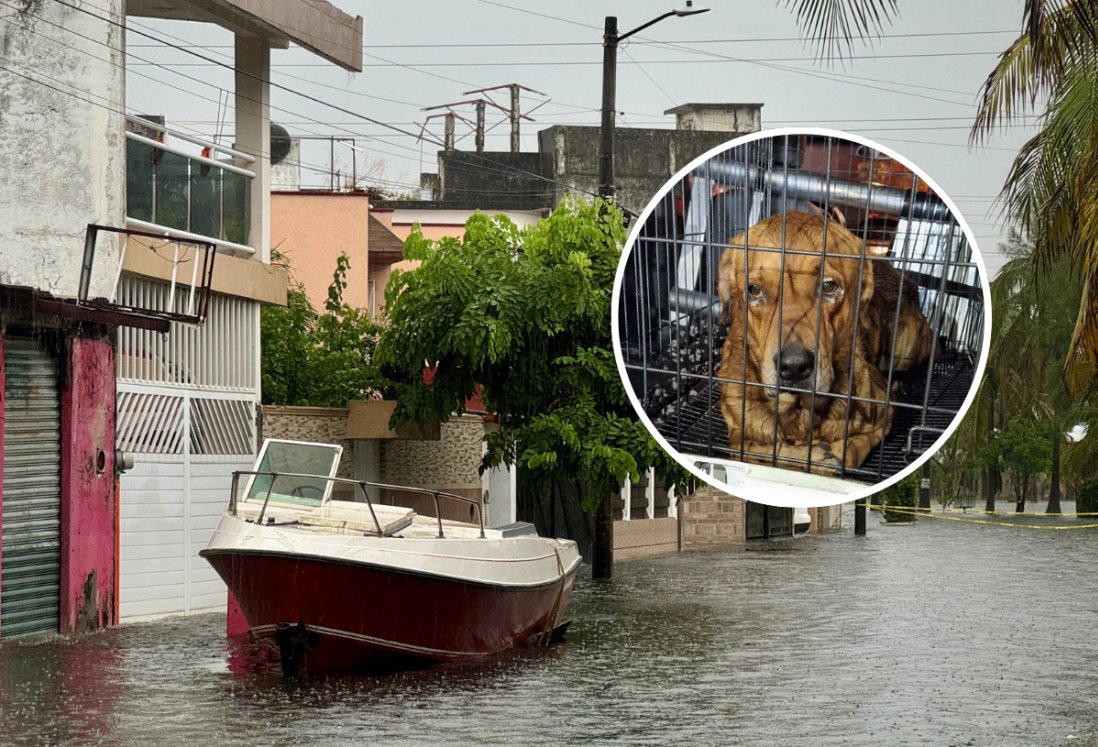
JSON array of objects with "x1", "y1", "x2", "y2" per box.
[{"x1": 0, "y1": 0, "x2": 364, "y2": 633}]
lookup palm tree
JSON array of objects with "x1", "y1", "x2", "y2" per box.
[
  {"x1": 970, "y1": 1, "x2": 1098, "y2": 397},
  {"x1": 948, "y1": 231, "x2": 1086, "y2": 511},
  {"x1": 787, "y1": 2, "x2": 1098, "y2": 396}
]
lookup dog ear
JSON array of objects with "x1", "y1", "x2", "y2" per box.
[
  {"x1": 857, "y1": 252, "x2": 875, "y2": 305},
  {"x1": 855, "y1": 251, "x2": 876, "y2": 332},
  {"x1": 717, "y1": 237, "x2": 745, "y2": 325}
]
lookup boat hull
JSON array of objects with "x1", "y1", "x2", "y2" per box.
[{"x1": 202, "y1": 517, "x2": 579, "y2": 674}]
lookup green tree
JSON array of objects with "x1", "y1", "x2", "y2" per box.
[
  {"x1": 261, "y1": 253, "x2": 385, "y2": 407},
  {"x1": 950, "y1": 231, "x2": 1094, "y2": 512},
  {"x1": 877, "y1": 472, "x2": 919, "y2": 523},
  {"x1": 376, "y1": 200, "x2": 688, "y2": 579},
  {"x1": 988, "y1": 415, "x2": 1053, "y2": 513}
]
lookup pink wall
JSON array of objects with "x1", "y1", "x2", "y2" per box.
[
  {"x1": 271, "y1": 192, "x2": 372, "y2": 312},
  {"x1": 59, "y1": 337, "x2": 116, "y2": 634},
  {"x1": 0, "y1": 331, "x2": 5, "y2": 625}
]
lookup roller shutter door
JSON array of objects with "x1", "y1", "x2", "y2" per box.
[{"x1": 1, "y1": 338, "x2": 61, "y2": 638}]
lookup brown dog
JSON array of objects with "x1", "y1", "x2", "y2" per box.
[{"x1": 717, "y1": 211, "x2": 932, "y2": 474}]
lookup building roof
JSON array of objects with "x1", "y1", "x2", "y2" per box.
[
  {"x1": 127, "y1": 0, "x2": 363, "y2": 71},
  {"x1": 368, "y1": 215, "x2": 406, "y2": 265},
  {"x1": 663, "y1": 103, "x2": 765, "y2": 114}
]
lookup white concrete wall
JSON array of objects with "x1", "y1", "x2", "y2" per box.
[{"x1": 0, "y1": 0, "x2": 125, "y2": 298}]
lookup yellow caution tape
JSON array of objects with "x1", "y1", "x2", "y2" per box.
[{"x1": 867, "y1": 504, "x2": 1098, "y2": 530}]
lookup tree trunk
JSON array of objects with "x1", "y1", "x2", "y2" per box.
[
  {"x1": 1015, "y1": 474, "x2": 1027, "y2": 513},
  {"x1": 592, "y1": 490, "x2": 614, "y2": 579},
  {"x1": 984, "y1": 382, "x2": 997, "y2": 513},
  {"x1": 1047, "y1": 433, "x2": 1062, "y2": 514}
]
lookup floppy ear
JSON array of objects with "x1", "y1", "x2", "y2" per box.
[
  {"x1": 857, "y1": 252, "x2": 875, "y2": 306},
  {"x1": 717, "y1": 237, "x2": 744, "y2": 325}
]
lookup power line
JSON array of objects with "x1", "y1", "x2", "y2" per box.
[
  {"x1": 129, "y1": 49, "x2": 1006, "y2": 67},
  {"x1": 126, "y1": 28, "x2": 1020, "y2": 50},
  {"x1": 57, "y1": 0, "x2": 601, "y2": 200},
  {"x1": 0, "y1": 3, "x2": 433, "y2": 192},
  {"x1": 52, "y1": 0, "x2": 430, "y2": 145},
  {"x1": 469, "y1": 0, "x2": 982, "y2": 105}
]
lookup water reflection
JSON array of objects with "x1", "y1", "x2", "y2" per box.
[{"x1": 1, "y1": 503, "x2": 1097, "y2": 745}]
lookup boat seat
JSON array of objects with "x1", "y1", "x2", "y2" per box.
[{"x1": 299, "y1": 500, "x2": 415, "y2": 536}]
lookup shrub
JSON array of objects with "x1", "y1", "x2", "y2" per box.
[
  {"x1": 877, "y1": 473, "x2": 920, "y2": 523},
  {"x1": 1078, "y1": 481, "x2": 1098, "y2": 516}
]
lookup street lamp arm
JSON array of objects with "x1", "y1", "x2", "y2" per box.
[
  {"x1": 597, "y1": 3, "x2": 710, "y2": 205},
  {"x1": 615, "y1": 10, "x2": 676, "y2": 43}
]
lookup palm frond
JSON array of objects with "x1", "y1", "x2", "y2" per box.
[
  {"x1": 1024, "y1": 0, "x2": 1098, "y2": 57},
  {"x1": 781, "y1": 0, "x2": 899, "y2": 62},
  {"x1": 972, "y1": 4, "x2": 1095, "y2": 142}
]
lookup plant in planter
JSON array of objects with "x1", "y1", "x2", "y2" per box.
[
  {"x1": 877, "y1": 473, "x2": 921, "y2": 523},
  {"x1": 1078, "y1": 481, "x2": 1098, "y2": 516}
]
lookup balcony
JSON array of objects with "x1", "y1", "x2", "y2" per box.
[{"x1": 125, "y1": 115, "x2": 255, "y2": 255}]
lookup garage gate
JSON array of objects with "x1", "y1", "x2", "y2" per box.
[{"x1": 1, "y1": 338, "x2": 61, "y2": 638}]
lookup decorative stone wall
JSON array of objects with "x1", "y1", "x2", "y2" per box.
[
  {"x1": 679, "y1": 486, "x2": 746, "y2": 549},
  {"x1": 379, "y1": 414, "x2": 486, "y2": 521},
  {"x1": 380, "y1": 414, "x2": 484, "y2": 491},
  {"x1": 259, "y1": 405, "x2": 353, "y2": 477}
]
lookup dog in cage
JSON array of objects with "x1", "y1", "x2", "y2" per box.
[{"x1": 716, "y1": 211, "x2": 932, "y2": 474}]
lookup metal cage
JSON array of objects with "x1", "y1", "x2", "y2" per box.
[{"x1": 617, "y1": 133, "x2": 986, "y2": 487}]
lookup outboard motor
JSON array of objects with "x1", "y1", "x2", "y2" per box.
[{"x1": 274, "y1": 621, "x2": 318, "y2": 678}]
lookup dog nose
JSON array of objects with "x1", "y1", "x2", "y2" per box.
[{"x1": 776, "y1": 344, "x2": 814, "y2": 385}]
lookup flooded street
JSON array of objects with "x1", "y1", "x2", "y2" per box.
[{"x1": 2, "y1": 503, "x2": 1098, "y2": 746}]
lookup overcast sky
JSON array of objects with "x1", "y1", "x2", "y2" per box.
[{"x1": 125, "y1": 0, "x2": 1040, "y2": 277}]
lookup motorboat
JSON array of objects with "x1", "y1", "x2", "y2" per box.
[{"x1": 200, "y1": 439, "x2": 581, "y2": 675}]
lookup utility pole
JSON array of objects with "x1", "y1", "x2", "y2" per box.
[
  {"x1": 510, "y1": 84, "x2": 520, "y2": 152},
  {"x1": 592, "y1": 2, "x2": 710, "y2": 580},
  {"x1": 918, "y1": 462, "x2": 932, "y2": 510},
  {"x1": 597, "y1": 2, "x2": 709, "y2": 204},
  {"x1": 598, "y1": 16, "x2": 617, "y2": 202},
  {"x1": 475, "y1": 100, "x2": 486, "y2": 153},
  {"x1": 418, "y1": 110, "x2": 468, "y2": 152},
  {"x1": 463, "y1": 83, "x2": 545, "y2": 154}
]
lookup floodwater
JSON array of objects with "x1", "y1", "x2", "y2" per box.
[{"x1": 2, "y1": 501, "x2": 1098, "y2": 747}]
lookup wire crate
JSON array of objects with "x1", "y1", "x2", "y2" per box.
[{"x1": 617, "y1": 132, "x2": 987, "y2": 490}]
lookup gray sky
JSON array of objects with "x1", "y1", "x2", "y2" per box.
[{"x1": 126, "y1": 0, "x2": 1040, "y2": 276}]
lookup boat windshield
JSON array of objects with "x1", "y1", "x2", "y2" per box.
[{"x1": 244, "y1": 440, "x2": 342, "y2": 508}]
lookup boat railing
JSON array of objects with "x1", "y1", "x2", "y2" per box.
[{"x1": 229, "y1": 470, "x2": 486, "y2": 539}]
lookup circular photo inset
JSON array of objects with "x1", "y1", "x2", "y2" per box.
[{"x1": 612, "y1": 128, "x2": 991, "y2": 507}]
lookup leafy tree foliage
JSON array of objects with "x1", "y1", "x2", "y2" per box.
[
  {"x1": 985, "y1": 415, "x2": 1053, "y2": 513},
  {"x1": 376, "y1": 199, "x2": 688, "y2": 511},
  {"x1": 877, "y1": 472, "x2": 919, "y2": 523},
  {"x1": 261, "y1": 253, "x2": 384, "y2": 407}
]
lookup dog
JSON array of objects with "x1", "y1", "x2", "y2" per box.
[{"x1": 716, "y1": 211, "x2": 932, "y2": 475}]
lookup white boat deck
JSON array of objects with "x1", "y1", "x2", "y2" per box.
[{"x1": 235, "y1": 498, "x2": 497, "y2": 540}]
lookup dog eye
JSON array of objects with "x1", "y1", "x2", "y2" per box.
[
  {"x1": 746, "y1": 283, "x2": 764, "y2": 299},
  {"x1": 820, "y1": 278, "x2": 841, "y2": 298}
]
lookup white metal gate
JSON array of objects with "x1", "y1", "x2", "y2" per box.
[
  {"x1": 1, "y1": 338, "x2": 61, "y2": 638},
  {"x1": 115, "y1": 276, "x2": 258, "y2": 619}
]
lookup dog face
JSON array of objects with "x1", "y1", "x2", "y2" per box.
[{"x1": 718, "y1": 212, "x2": 874, "y2": 407}]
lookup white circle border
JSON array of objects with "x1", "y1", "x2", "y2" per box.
[{"x1": 609, "y1": 127, "x2": 994, "y2": 509}]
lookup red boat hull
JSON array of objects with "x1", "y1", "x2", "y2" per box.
[{"x1": 204, "y1": 551, "x2": 576, "y2": 674}]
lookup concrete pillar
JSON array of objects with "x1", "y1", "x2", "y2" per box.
[
  {"x1": 59, "y1": 338, "x2": 117, "y2": 633},
  {"x1": 353, "y1": 440, "x2": 382, "y2": 503},
  {"x1": 234, "y1": 36, "x2": 271, "y2": 262}
]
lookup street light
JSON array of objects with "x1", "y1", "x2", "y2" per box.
[
  {"x1": 592, "y1": 1, "x2": 710, "y2": 582},
  {"x1": 598, "y1": 1, "x2": 711, "y2": 203}
]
